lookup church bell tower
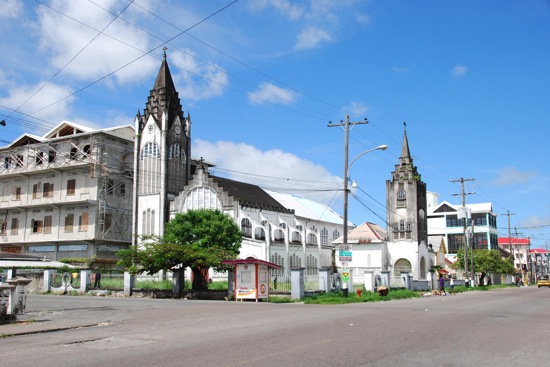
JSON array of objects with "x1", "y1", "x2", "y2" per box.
[
  {"x1": 132, "y1": 50, "x2": 191, "y2": 243},
  {"x1": 386, "y1": 123, "x2": 427, "y2": 246}
]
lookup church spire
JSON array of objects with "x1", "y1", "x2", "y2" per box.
[
  {"x1": 400, "y1": 121, "x2": 412, "y2": 165},
  {"x1": 142, "y1": 49, "x2": 184, "y2": 130},
  {"x1": 153, "y1": 47, "x2": 176, "y2": 95}
]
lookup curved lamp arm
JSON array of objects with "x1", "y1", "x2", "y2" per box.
[{"x1": 346, "y1": 144, "x2": 388, "y2": 179}]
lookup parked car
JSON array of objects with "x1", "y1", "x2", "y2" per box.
[{"x1": 537, "y1": 275, "x2": 550, "y2": 288}]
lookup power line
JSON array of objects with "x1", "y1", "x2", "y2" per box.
[{"x1": 28, "y1": 0, "x2": 240, "y2": 117}]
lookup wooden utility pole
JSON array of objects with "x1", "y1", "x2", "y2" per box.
[
  {"x1": 501, "y1": 210, "x2": 516, "y2": 264},
  {"x1": 328, "y1": 115, "x2": 368, "y2": 247},
  {"x1": 451, "y1": 177, "x2": 475, "y2": 286}
]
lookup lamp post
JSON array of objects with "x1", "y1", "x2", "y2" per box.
[
  {"x1": 341, "y1": 144, "x2": 388, "y2": 297},
  {"x1": 343, "y1": 144, "x2": 388, "y2": 247}
]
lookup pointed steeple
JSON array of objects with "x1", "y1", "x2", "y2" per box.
[
  {"x1": 142, "y1": 49, "x2": 184, "y2": 131},
  {"x1": 400, "y1": 121, "x2": 411, "y2": 165},
  {"x1": 153, "y1": 47, "x2": 176, "y2": 94}
]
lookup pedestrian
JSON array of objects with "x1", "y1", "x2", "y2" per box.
[
  {"x1": 449, "y1": 277, "x2": 455, "y2": 295},
  {"x1": 94, "y1": 271, "x2": 101, "y2": 288},
  {"x1": 486, "y1": 275, "x2": 492, "y2": 286},
  {"x1": 439, "y1": 275, "x2": 446, "y2": 295}
]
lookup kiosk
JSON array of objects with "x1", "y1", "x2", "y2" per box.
[{"x1": 222, "y1": 258, "x2": 280, "y2": 302}]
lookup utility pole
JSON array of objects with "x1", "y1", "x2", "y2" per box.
[
  {"x1": 451, "y1": 177, "x2": 475, "y2": 287},
  {"x1": 328, "y1": 115, "x2": 368, "y2": 297},
  {"x1": 501, "y1": 210, "x2": 516, "y2": 265},
  {"x1": 328, "y1": 115, "x2": 368, "y2": 248}
]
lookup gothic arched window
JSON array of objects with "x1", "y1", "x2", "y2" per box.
[{"x1": 183, "y1": 186, "x2": 221, "y2": 211}]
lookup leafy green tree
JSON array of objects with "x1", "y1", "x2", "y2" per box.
[
  {"x1": 454, "y1": 249, "x2": 516, "y2": 285},
  {"x1": 118, "y1": 209, "x2": 242, "y2": 291}
]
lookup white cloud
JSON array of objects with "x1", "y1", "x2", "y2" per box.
[
  {"x1": 0, "y1": 0, "x2": 23, "y2": 19},
  {"x1": 295, "y1": 26, "x2": 333, "y2": 50},
  {"x1": 170, "y1": 50, "x2": 228, "y2": 102},
  {"x1": 35, "y1": 0, "x2": 159, "y2": 84},
  {"x1": 345, "y1": 102, "x2": 369, "y2": 116},
  {"x1": 0, "y1": 81, "x2": 75, "y2": 127},
  {"x1": 451, "y1": 64, "x2": 467, "y2": 78},
  {"x1": 248, "y1": 82, "x2": 299, "y2": 105},
  {"x1": 393, "y1": 65, "x2": 415, "y2": 73},
  {"x1": 490, "y1": 167, "x2": 538, "y2": 186},
  {"x1": 194, "y1": 139, "x2": 341, "y2": 203},
  {"x1": 246, "y1": 0, "x2": 305, "y2": 20}
]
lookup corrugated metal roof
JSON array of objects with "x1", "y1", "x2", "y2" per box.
[{"x1": 264, "y1": 189, "x2": 344, "y2": 224}]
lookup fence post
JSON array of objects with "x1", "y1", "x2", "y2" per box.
[
  {"x1": 380, "y1": 271, "x2": 390, "y2": 288},
  {"x1": 43, "y1": 269, "x2": 53, "y2": 293},
  {"x1": 318, "y1": 268, "x2": 331, "y2": 293},
  {"x1": 291, "y1": 268, "x2": 304, "y2": 300},
  {"x1": 80, "y1": 270, "x2": 91, "y2": 293},
  {"x1": 124, "y1": 271, "x2": 134, "y2": 296},
  {"x1": 401, "y1": 272, "x2": 411, "y2": 290},
  {"x1": 172, "y1": 269, "x2": 185, "y2": 298},
  {"x1": 7, "y1": 268, "x2": 16, "y2": 280},
  {"x1": 364, "y1": 271, "x2": 374, "y2": 292}
]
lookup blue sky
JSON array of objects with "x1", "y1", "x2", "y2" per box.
[{"x1": 1, "y1": 0, "x2": 549, "y2": 248}]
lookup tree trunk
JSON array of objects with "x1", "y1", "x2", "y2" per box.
[
  {"x1": 479, "y1": 272, "x2": 486, "y2": 286},
  {"x1": 192, "y1": 266, "x2": 209, "y2": 291}
]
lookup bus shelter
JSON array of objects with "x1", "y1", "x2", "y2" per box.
[{"x1": 222, "y1": 258, "x2": 280, "y2": 302}]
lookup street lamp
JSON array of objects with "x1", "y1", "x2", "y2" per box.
[
  {"x1": 342, "y1": 144, "x2": 388, "y2": 248},
  {"x1": 340, "y1": 144, "x2": 387, "y2": 297}
]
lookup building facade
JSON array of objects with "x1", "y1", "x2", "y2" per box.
[
  {"x1": 169, "y1": 165, "x2": 343, "y2": 275},
  {"x1": 385, "y1": 124, "x2": 431, "y2": 281},
  {"x1": 0, "y1": 122, "x2": 134, "y2": 265},
  {"x1": 428, "y1": 199, "x2": 499, "y2": 258},
  {"x1": 498, "y1": 237, "x2": 530, "y2": 274},
  {"x1": 133, "y1": 54, "x2": 192, "y2": 246}
]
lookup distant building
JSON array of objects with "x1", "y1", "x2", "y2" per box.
[
  {"x1": 427, "y1": 198, "x2": 499, "y2": 258},
  {"x1": 498, "y1": 237, "x2": 531, "y2": 274},
  {"x1": 529, "y1": 248, "x2": 549, "y2": 278},
  {"x1": 0, "y1": 121, "x2": 134, "y2": 266}
]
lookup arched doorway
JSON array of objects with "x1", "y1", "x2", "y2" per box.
[{"x1": 393, "y1": 258, "x2": 412, "y2": 276}]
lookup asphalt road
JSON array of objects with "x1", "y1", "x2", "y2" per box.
[{"x1": 1, "y1": 287, "x2": 549, "y2": 367}]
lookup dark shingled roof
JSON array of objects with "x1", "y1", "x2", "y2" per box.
[{"x1": 211, "y1": 176, "x2": 294, "y2": 214}]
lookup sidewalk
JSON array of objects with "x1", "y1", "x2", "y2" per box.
[{"x1": 1, "y1": 293, "x2": 128, "y2": 337}]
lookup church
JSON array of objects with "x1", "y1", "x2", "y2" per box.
[
  {"x1": 0, "y1": 54, "x2": 432, "y2": 287},
  {"x1": 132, "y1": 53, "x2": 345, "y2": 276}
]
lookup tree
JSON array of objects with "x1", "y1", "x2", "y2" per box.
[
  {"x1": 118, "y1": 209, "x2": 243, "y2": 291},
  {"x1": 453, "y1": 249, "x2": 516, "y2": 285}
]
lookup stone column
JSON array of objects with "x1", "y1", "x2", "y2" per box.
[
  {"x1": 364, "y1": 271, "x2": 374, "y2": 292},
  {"x1": 380, "y1": 271, "x2": 390, "y2": 288},
  {"x1": 43, "y1": 270, "x2": 53, "y2": 293},
  {"x1": 80, "y1": 270, "x2": 91, "y2": 293},
  {"x1": 172, "y1": 269, "x2": 185, "y2": 298},
  {"x1": 124, "y1": 271, "x2": 134, "y2": 296},
  {"x1": 7, "y1": 268, "x2": 16, "y2": 280},
  {"x1": 401, "y1": 272, "x2": 411, "y2": 289},
  {"x1": 290, "y1": 268, "x2": 304, "y2": 300},
  {"x1": 6, "y1": 277, "x2": 32, "y2": 314},
  {"x1": 318, "y1": 268, "x2": 331, "y2": 293}
]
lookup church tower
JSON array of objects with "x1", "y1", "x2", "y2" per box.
[
  {"x1": 386, "y1": 123, "x2": 427, "y2": 246},
  {"x1": 132, "y1": 51, "x2": 191, "y2": 244}
]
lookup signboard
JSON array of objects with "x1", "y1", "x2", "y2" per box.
[
  {"x1": 338, "y1": 244, "x2": 352, "y2": 262},
  {"x1": 342, "y1": 268, "x2": 350, "y2": 283}
]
